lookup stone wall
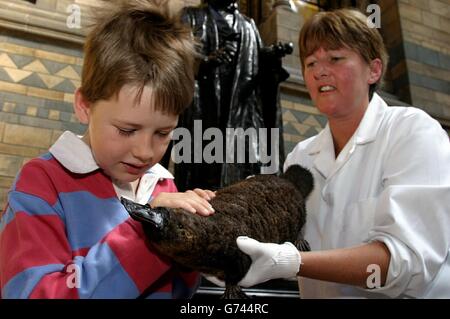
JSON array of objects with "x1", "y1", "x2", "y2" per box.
[
  {"x1": 257, "y1": 3, "x2": 324, "y2": 153},
  {"x1": 380, "y1": 0, "x2": 450, "y2": 129},
  {"x1": 0, "y1": 0, "x2": 200, "y2": 208}
]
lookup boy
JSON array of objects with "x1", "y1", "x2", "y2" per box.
[{"x1": 0, "y1": 0, "x2": 215, "y2": 298}]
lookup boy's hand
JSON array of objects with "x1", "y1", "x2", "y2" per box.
[
  {"x1": 190, "y1": 188, "x2": 216, "y2": 201},
  {"x1": 150, "y1": 189, "x2": 216, "y2": 216}
]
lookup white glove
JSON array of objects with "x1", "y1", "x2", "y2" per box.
[{"x1": 237, "y1": 236, "x2": 301, "y2": 288}]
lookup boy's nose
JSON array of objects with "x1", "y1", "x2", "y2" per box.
[{"x1": 132, "y1": 136, "x2": 154, "y2": 163}]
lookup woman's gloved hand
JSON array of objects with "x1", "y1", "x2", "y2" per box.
[
  {"x1": 202, "y1": 236, "x2": 301, "y2": 288},
  {"x1": 236, "y1": 236, "x2": 301, "y2": 288}
]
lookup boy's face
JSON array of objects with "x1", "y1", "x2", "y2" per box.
[
  {"x1": 303, "y1": 46, "x2": 381, "y2": 119},
  {"x1": 77, "y1": 85, "x2": 178, "y2": 183}
]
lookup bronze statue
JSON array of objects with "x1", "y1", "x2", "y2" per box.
[{"x1": 173, "y1": 0, "x2": 292, "y2": 191}]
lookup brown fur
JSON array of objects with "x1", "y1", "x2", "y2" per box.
[{"x1": 123, "y1": 164, "x2": 313, "y2": 298}]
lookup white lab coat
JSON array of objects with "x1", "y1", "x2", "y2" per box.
[{"x1": 284, "y1": 93, "x2": 450, "y2": 298}]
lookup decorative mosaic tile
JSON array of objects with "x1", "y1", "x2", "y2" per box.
[
  {"x1": 53, "y1": 78, "x2": 76, "y2": 93},
  {"x1": 22, "y1": 60, "x2": 49, "y2": 74},
  {"x1": 40, "y1": 59, "x2": 71, "y2": 75},
  {"x1": 8, "y1": 54, "x2": 35, "y2": 69},
  {"x1": 19, "y1": 73, "x2": 48, "y2": 89}
]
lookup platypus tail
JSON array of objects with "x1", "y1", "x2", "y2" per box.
[{"x1": 281, "y1": 165, "x2": 314, "y2": 199}]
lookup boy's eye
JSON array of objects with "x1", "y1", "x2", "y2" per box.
[
  {"x1": 331, "y1": 56, "x2": 343, "y2": 62},
  {"x1": 157, "y1": 130, "x2": 172, "y2": 137},
  {"x1": 117, "y1": 128, "x2": 136, "y2": 136}
]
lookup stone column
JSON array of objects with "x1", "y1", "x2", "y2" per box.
[{"x1": 258, "y1": 1, "x2": 319, "y2": 84}]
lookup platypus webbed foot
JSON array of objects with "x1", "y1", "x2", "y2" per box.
[
  {"x1": 295, "y1": 237, "x2": 311, "y2": 252},
  {"x1": 221, "y1": 285, "x2": 251, "y2": 299}
]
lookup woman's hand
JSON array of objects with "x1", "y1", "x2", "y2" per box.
[
  {"x1": 237, "y1": 236, "x2": 301, "y2": 287},
  {"x1": 150, "y1": 189, "x2": 216, "y2": 216}
]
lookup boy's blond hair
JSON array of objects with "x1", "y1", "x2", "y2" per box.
[
  {"x1": 80, "y1": 0, "x2": 196, "y2": 114},
  {"x1": 299, "y1": 8, "x2": 389, "y2": 98}
]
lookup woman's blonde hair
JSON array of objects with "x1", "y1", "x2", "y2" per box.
[
  {"x1": 299, "y1": 8, "x2": 389, "y2": 97},
  {"x1": 80, "y1": 0, "x2": 197, "y2": 114}
]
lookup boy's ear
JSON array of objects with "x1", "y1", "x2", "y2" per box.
[
  {"x1": 368, "y1": 58, "x2": 383, "y2": 85},
  {"x1": 74, "y1": 88, "x2": 91, "y2": 124}
]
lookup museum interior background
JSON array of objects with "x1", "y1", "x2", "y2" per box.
[{"x1": 0, "y1": 0, "x2": 449, "y2": 209}]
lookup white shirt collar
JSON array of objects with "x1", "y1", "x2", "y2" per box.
[
  {"x1": 49, "y1": 131, "x2": 174, "y2": 204},
  {"x1": 305, "y1": 93, "x2": 388, "y2": 179},
  {"x1": 307, "y1": 93, "x2": 387, "y2": 155},
  {"x1": 49, "y1": 130, "x2": 99, "y2": 174},
  {"x1": 49, "y1": 131, "x2": 173, "y2": 177},
  {"x1": 353, "y1": 93, "x2": 387, "y2": 145}
]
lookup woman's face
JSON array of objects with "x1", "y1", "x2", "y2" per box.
[{"x1": 303, "y1": 46, "x2": 381, "y2": 120}]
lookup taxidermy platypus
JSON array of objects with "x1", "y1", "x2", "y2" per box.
[{"x1": 121, "y1": 164, "x2": 313, "y2": 299}]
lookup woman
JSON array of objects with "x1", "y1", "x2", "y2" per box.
[{"x1": 234, "y1": 8, "x2": 450, "y2": 298}]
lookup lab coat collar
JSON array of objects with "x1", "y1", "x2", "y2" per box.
[
  {"x1": 49, "y1": 130, "x2": 174, "y2": 179},
  {"x1": 308, "y1": 123, "x2": 331, "y2": 156},
  {"x1": 307, "y1": 93, "x2": 387, "y2": 179},
  {"x1": 308, "y1": 124, "x2": 335, "y2": 178},
  {"x1": 354, "y1": 93, "x2": 387, "y2": 145}
]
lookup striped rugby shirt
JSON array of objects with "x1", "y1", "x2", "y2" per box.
[{"x1": 0, "y1": 131, "x2": 199, "y2": 298}]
